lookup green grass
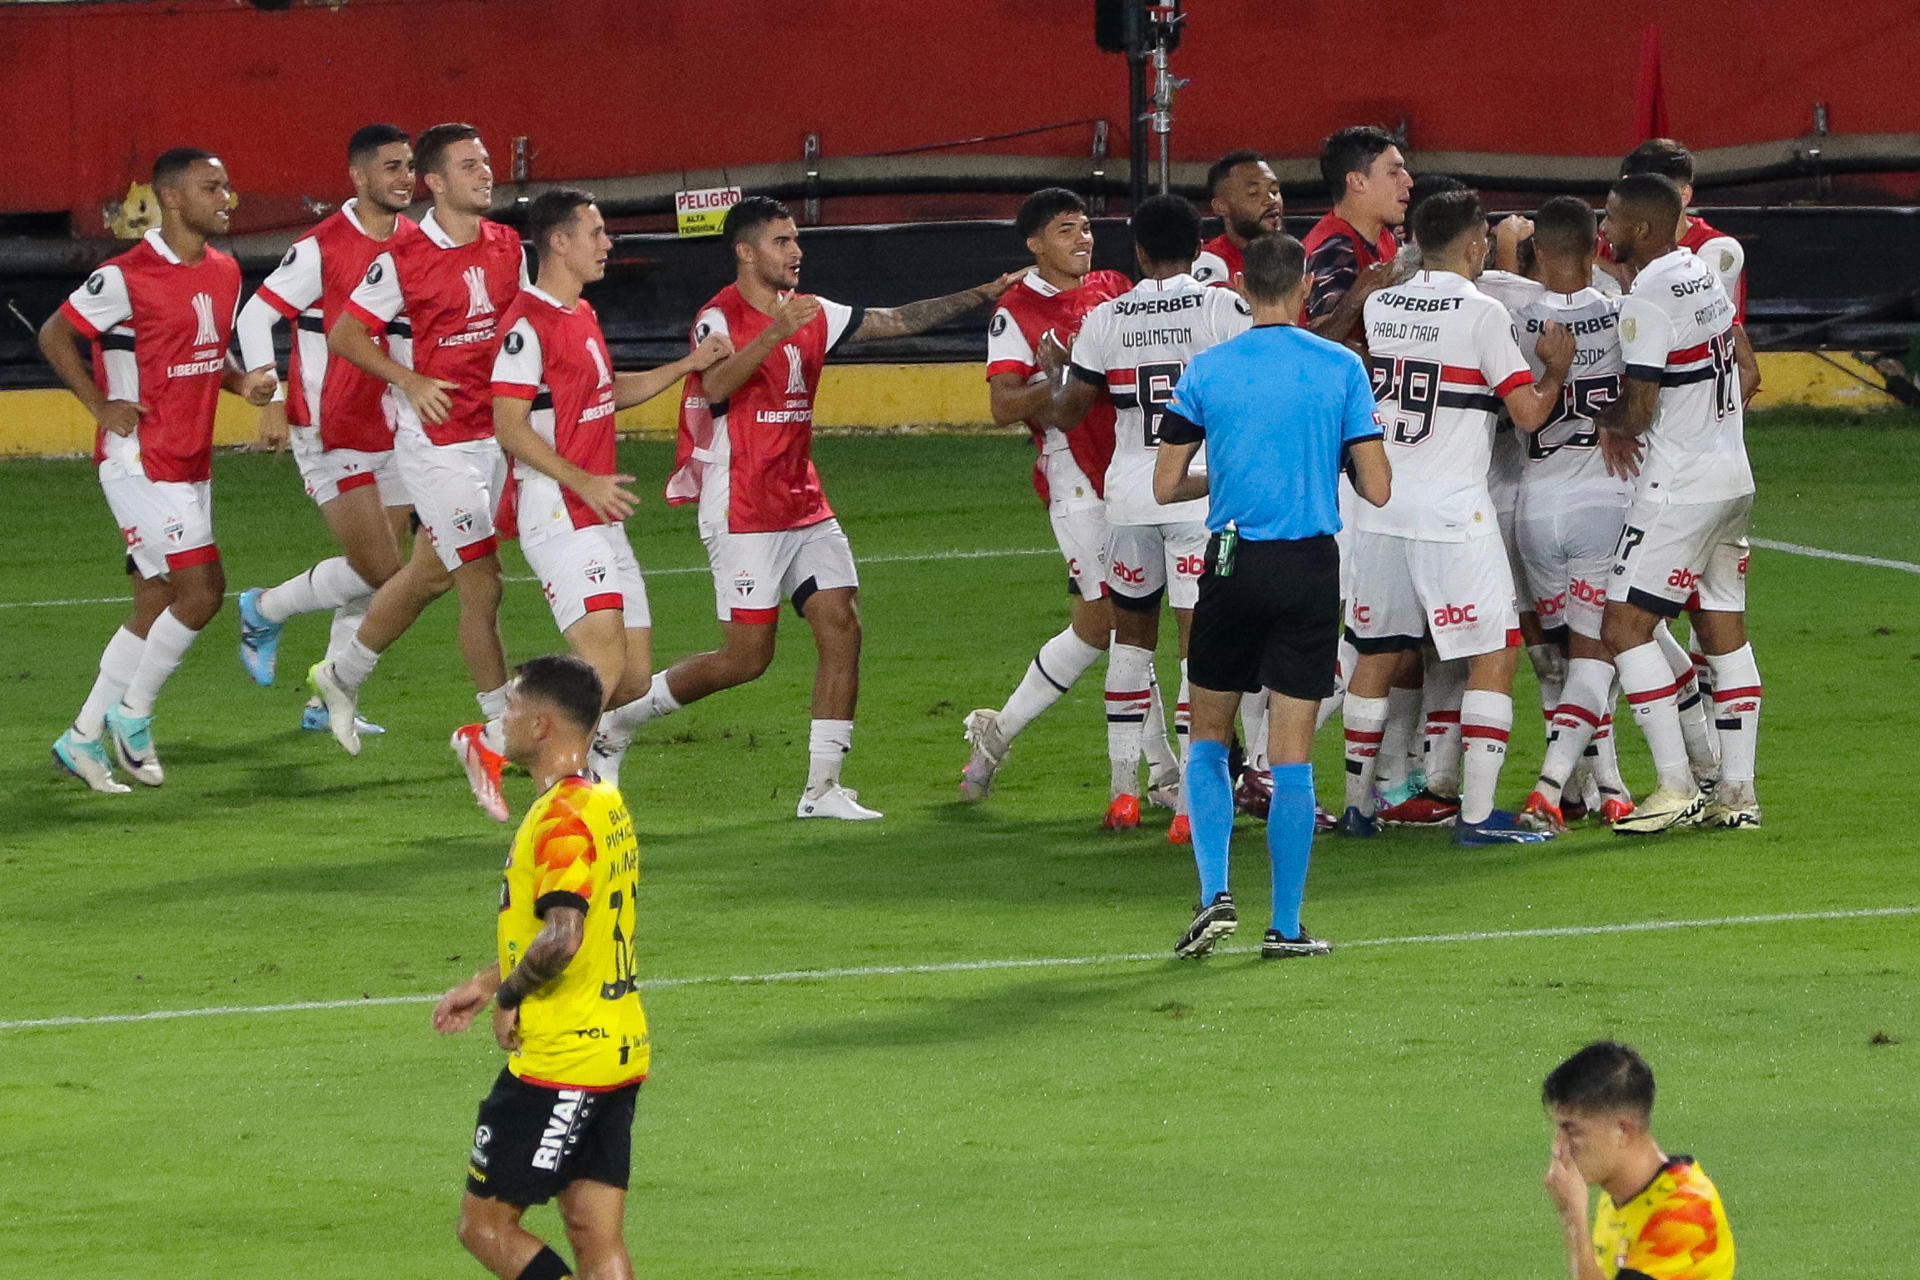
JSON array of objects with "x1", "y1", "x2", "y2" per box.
[{"x1": 0, "y1": 408, "x2": 1915, "y2": 1277}]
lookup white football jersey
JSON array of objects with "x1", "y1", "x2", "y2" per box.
[
  {"x1": 1356, "y1": 270, "x2": 1533, "y2": 542},
  {"x1": 1618, "y1": 249, "x2": 1753, "y2": 504},
  {"x1": 1069, "y1": 273, "x2": 1251, "y2": 525}
]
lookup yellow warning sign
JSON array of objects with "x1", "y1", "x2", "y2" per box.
[{"x1": 675, "y1": 186, "x2": 741, "y2": 238}]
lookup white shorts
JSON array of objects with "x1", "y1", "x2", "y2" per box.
[
  {"x1": 522, "y1": 521, "x2": 652, "y2": 634},
  {"x1": 99, "y1": 459, "x2": 216, "y2": 580},
  {"x1": 1516, "y1": 497, "x2": 1629, "y2": 640},
  {"x1": 1044, "y1": 450, "x2": 1110, "y2": 602},
  {"x1": 700, "y1": 517, "x2": 859, "y2": 624},
  {"x1": 292, "y1": 425, "x2": 408, "y2": 509},
  {"x1": 397, "y1": 432, "x2": 506, "y2": 571},
  {"x1": 1345, "y1": 529, "x2": 1519, "y2": 661},
  {"x1": 1335, "y1": 477, "x2": 1356, "y2": 595},
  {"x1": 1108, "y1": 519, "x2": 1208, "y2": 610},
  {"x1": 1495, "y1": 498, "x2": 1530, "y2": 616},
  {"x1": 1611, "y1": 494, "x2": 1752, "y2": 617}
]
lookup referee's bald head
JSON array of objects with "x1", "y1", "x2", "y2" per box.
[{"x1": 1239, "y1": 233, "x2": 1307, "y2": 305}]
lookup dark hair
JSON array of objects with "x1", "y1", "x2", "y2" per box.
[
  {"x1": 1320, "y1": 125, "x2": 1398, "y2": 201},
  {"x1": 528, "y1": 187, "x2": 596, "y2": 262},
  {"x1": 1240, "y1": 232, "x2": 1306, "y2": 303},
  {"x1": 1206, "y1": 149, "x2": 1268, "y2": 196},
  {"x1": 1405, "y1": 173, "x2": 1467, "y2": 226},
  {"x1": 1131, "y1": 193, "x2": 1201, "y2": 265},
  {"x1": 724, "y1": 195, "x2": 795, "y2": 248},
  {"x1": 152, "y1": 147, "x2": 217, "y2": 189},
  {"x1": 1533, "y1": 195, "x2": 1598, "y2": 255},
  {"x1": 1610, "y1": 173, "x2": 1684, "y2": 234},
  {"x1": 414, "y1": 122, "x2": 482, "y2": 178},
  {"x1": 1621, "y1": 138, "x2": 1694, "y2": 184},
  {"x1": 1016, "y1": 187, "x2": 1087, "y2": 241},
  {"x1": 1410, "y1": 187, "x2": 1484, "y2": 256},
  {"x1": 1543, "y1": 1040, "x2": 1656, "y2": 1121},
  {"x1": 348, "y1": 123, "x2": 411, "y2": 166},
  {"x1": 514, "y1": 654, "x2": 604, "y2": 732}
]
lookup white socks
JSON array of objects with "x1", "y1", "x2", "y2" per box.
[
  {"x1": 1458, "y1": 689, "x2": 1513, "y2": 825},
  {"x1": 600, "y1": 670, "x2": 683, "y2": 746},
  {"x1": 1655, "y1": 624, "x2": 1719, "y2": 776},
  {"x1": 1616, "y1": 640, "x2": 1694, "y2": 793},
  {"x1": 998, "y1": 627, "x2": 1104, "y2": 744},
  {"x1": 331, "y1": 636, "x2": 382, "y2": 692},
  {"x1": 119, "y1": 609, "x2": 200, "y2": 718},
  {"x1": 1535, "y1": 657, "x2": 1615, "y2": 807},
  {"x1": 476, "y1": 684, "x2": 509, "y2": 754},
  {"x1": 806, "y1": 718, "x2": 853, "y2": 794},
  {"x1": 1705, "y1": 643, "x2": 1762, "y2": 792},
  {"x1": 259, "y1": 557, "x2": 373, "y2": 624},
  {"x1": 74, "y1": 626, "x2": 146, "y2": 740},
  {"x1": 1104, "y1": 644, "x2": 1155, "y2": 798},
  {"x1": 1341, "y1": 693, "x2": 1390, "y2": 815},
  {"x1": 1375, "y1": 684, "x2": 1423, "y2": 795},
  {"x1": 1239, "y1": 690, "x2": 1270, "y2": 773},
  {"x1": 326, "y1": 595, "x2": 373, "y2": 664}
]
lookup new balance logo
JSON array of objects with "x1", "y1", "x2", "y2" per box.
[
  {"x1": 463, "y1": 265, "x2": 494, "y2": 318},
  {"x1": 783, "y1": 344, "x2": 806, "y2": 396},
  {"x1": 190, "y1": 292, "x2": 219, "y2": 347}
]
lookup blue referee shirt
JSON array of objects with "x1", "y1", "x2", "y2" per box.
[{"x1": 1162, "y1": 324, "x2": 1383, "y2": 541}]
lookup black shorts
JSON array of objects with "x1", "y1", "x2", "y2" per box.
[
  {"x1": 465, "y1": 1068, "x2": 640, "y2": 1206},
  {"x1": 1187, "y1": 534, "x2": 1341, "y2": 701}
]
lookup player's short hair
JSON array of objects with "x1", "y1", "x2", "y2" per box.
[
  {"x1": 1206, "y1": 149, "x2": 1268, "y2": 196},
  {"x1": 1131, "y1": 193, "x2": 1201, "y2": 266},
  {"x1": 528, "y1": 188, "x2": 596, "y2": 263},
  {"x1": 724, "y1": 196, "x2": 794, "y2": 249},
  {"x1": 414, "y1": 122, "x2": 482, "y2": 178},
  {"x1": 152, "y1": 148, "x2": 216, "y2": 189},
  {"x1": 1239, "y1": 232, "x2": 1306, "y2": 304},
  {"x1": 1405, "y1": 173, "x2": 1466, "y2": 226},
  {"x1": 513, "y1": 655, "x2": 604, "y2": 733},
  {"x1": 1410, "y1": 188, "x2": 1485, "y2": 257},
  {"x1": 1016, "y1": 187, "x2": 1087, "y2": 241},
  {"x1": 1542, "y1": 1040, "x2": 1656, "y2": 1121},
  {"x1": 1610, "y1": 173, "x2": 1685, "y2": 234},
  {"x1": 348, "y1": 123, "x2": 410, "y2": 166},
  {"x1": 1622, "y1": 138, "x2": 1695, "y2": 185},
  {"x1": 1319, "y1": 125, "x2": 1398, "y2": 201},
  {"x1": 1532, "y1": 195, "x2": 1598, "y2": 256}
]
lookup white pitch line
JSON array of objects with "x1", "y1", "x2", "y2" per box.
[
  {"x1": 2, "y1": 904, "x2": 1909, "y2": 1035},
  {"x1": 1748, "y1": 538, "x2": 1920, "y2": 575}
]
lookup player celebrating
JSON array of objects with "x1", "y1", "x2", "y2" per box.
[
  {"x1": 1191, "y1": 149, "x2": 1283, "y2": 288},
  {"x1": 1339, "y1": 189, "x2": 1573, "y2": 844},
  {"x1": 1047, "y1": 194, "x2": 1251, "y2": 840},
  {"x1": 232, "y1": 124, "x2": 419, "y2": 735},
  {"x1": 1303, "y1": 125, "x2": 1411, "y2": 344},
  {"x1": 313, "y1": 122, "x2": 530, "y2": 821},
  {"x1": 432, "y1": 655, "x2": 650, "y2": 1280},
  {"x1": 958, "y1": 188, "x2": 1154, "y2": 803},
  {"x1": 490, "y1": 189, "x2": 731, "y2": 786},
  {"x1": 595, "y1": 196, "x2": 1019, "y2": 820},
  {"x1": 1543, "y1": 1041, "x2": 1735, "y2": 1280},
  {"x1": 42, "y1": 148, "x2": 275, "y2": 792},
  {"x1": 1594, "y1": 174, "x2": 1762, "y2": 833}
]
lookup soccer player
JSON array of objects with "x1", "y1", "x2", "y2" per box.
[
  {"x1": 1191, "y1": 149, "x2": 1283, "y2": 288},
  {"x1": 1303, "y1": 125, "x2": 1412, "y2": 345},
  {"x1": 490, "y1": 189, "x2": 731, "y2": 786},
  {"x1": 432, "y1": 655, "x2": 649, "y2": 1280},
  {"x1": 600, "y1": 196, "x2": 1020, "y2": 820},
  {"x1": 1543, "y1": 1041, "x2": 1735, "y2": 1280},
  {"x1": 232, "y1": 124, "x2": 421, "y2": 735},
  {"x1": 1047, "y1": 194, "x2": 1251, "y2": 840},
  {"x1": 1339, "y1": 189, "x2": 1573, "y2": 844},
  {"x1": 958, "y1": 188, "x2": 1156, "y2": 802},
  {"x1": 41, "y1": 148, "x2": 276, "y2": 793},
  {"x1": 313, "y1": 122, "x2": 530, "y2": 821},
  {"x1": 1152, "y1": 232, "x2": 1391, "y2": 958},
  {"x1": 1594, "y1": 173, "x2": 1761, "y2": 833}
]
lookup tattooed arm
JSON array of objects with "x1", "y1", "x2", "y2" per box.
[
  {"x1": 846, "y1": 271, "x2": 1025, "y2": 343},
  {"x1": 483, "y1": 903, "x2": 585, "y2": 1049}
]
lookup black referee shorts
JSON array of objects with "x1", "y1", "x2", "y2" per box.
[{"x1": 1187, "y1": 533, "x2": 1341, "y2": 701}]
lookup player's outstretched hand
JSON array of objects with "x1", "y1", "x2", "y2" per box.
[
  {"x1": 771, "y1": 294, "x2": 822, "y2": 340},
  {"x1": 433, "y1": 979, "x2": 490, "y2": 1035},
  {"x1": 242, "y1": 399, "x2": 290, "y2": 453},
  {"x1": 97, "y1": 399, "x2": 148, "y2": 437},
  {"x1": 1353, "y1": 260, "x2": 1397, "y2": 299},
  {"x1": 1535, "y1": 321, "x2": 1575, "y2": 374},
  {"x1": 236, "y1": 368, "x2": 279, "y2": 406},
  {"x1": 1599, "y1": 427, "x2": 1643, "y2": 479},
  {"x1": 981, "y1": 270, "x2": 1027, "y2": 302},
  {"x1": 576, "y1": 473, "x2": 639, "y2": 523},
  {"x1": 1544, "y1": 1131, "x2": 1588, "y2": 1217},
  {"x1": 689, "y1": 333, "x2": 734, "y2": 371},
  {"x1": 492, "y1": 1003, "x2": 522, "y2": 1052},
  {"x1": 403, "y1": 373, "x2": 460, "y2": 426}
]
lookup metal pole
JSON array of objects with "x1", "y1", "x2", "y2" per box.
[{"x1": 1128, "y1": 50, "x2": 1148, "y2": 211}]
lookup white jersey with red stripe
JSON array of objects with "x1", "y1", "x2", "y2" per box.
[
  {"x1": 1356, "y1": 269, "x2": 1533, "y2": 542},
  {"x1": 1617, "y1": 248, "x2": 1753, "y2": 505},
  {"x1": 1190, "y1": 234, "x2": 1243, "y2": 289},
  {"x1": 1068, "y1": 273, "x2": 1250, "y2": 526}
]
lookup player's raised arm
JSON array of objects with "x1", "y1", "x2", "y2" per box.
[
  {"x1": 612, "y1": 332, "x2": 732, "y2": 411},
  {"x1": 845, "y1": 271, "x2": 1025, "y2": 343},
  {"x1": 697, "y1": 293, "x2": 817, "y2": 404}
]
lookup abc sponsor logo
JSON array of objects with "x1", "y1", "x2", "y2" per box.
[
  {"x1": 1570, "y1": 577, "x2": 1605, "y2": 605},
  {"x1": 1111, "y1": 558, "x2": 1147, "y2": 587},
  {"x1": 1667, "y1": 567, "x2": 1702, "y2": 591},
  {"x1": 1175, "y1": 554, "x2": 1205, "y2": 578},
  {"x1": 1432, "y1": 602, "x2": 1479, "y2": 628}
]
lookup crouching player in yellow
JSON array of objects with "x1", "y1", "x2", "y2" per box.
[
  {"x1": 1544, "y1": 1040, "x2": 1735, "y2": 1280},
  {"x1": 434, "y1": 654, "x2": 647, "y2": 1280}
]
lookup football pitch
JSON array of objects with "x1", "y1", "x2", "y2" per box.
[{"x1": 1, "y1": 410, "x2": 1915, "y2": 1278}]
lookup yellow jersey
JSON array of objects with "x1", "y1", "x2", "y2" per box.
[
  {"x1": 497, "y1": 774, "x2": 649, "y2": 1089},
  {"x1": 1593, "y1": 1157, "x2": 1735, "y2": 1280}
]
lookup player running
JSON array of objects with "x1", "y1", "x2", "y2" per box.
[
  {"x1": 1046, "y1": 194, "x2": 1251, "y2": 840},
  {"x1": 232, "y1": 124, "x2": 420, "y2": 737},
  {"x1": 593, "y1": 196, "x2": 1020, "y2": 820},
  {"x1": 1191, "y1": 149, "x2": 1283, "y2": 288},
  {"x1": 1593, "y1": 173, "x2": 1762, "y2": 833},
  {"x1": 312, "y1": 123, "x2": 530, "y2": 822},
  {"x1": 42, "y1": 148, "x2": 276, "y2": 792},
  {"x1": 490, "y1": 189, "x2": 731, "y2": 788},
  {"x1": 432, "y1": 655, "x2": 651, "y2": 1280},
  {"x1": 1338, "y1": 189, "x2": 1574, "y2": 844}
]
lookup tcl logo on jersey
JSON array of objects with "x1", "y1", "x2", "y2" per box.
[
  {"x1": 1433, "y1": 603, "x2": 1479, "y2": 627},
  {"x1": 1175, "y1": 554, "x2": 1205, "y2": 578},
  {"x1": 463, "y1": 265, "x2": 494, "y2": 318},
  {"x1": 1667, "y1": 568, "x2": 1702, "y2": 591},
  {"x1": 1111, "y1": 558, "x2": 1147, "y2": 586}
]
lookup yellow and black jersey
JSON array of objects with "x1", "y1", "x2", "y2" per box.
[{"x1": 1593, "y1": 1156, "x2": 1734, "y2": 1280}]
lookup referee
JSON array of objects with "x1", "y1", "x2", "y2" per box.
[{"x1": 1152, "y1": 232, "x2": 1390, "y2": 959}]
